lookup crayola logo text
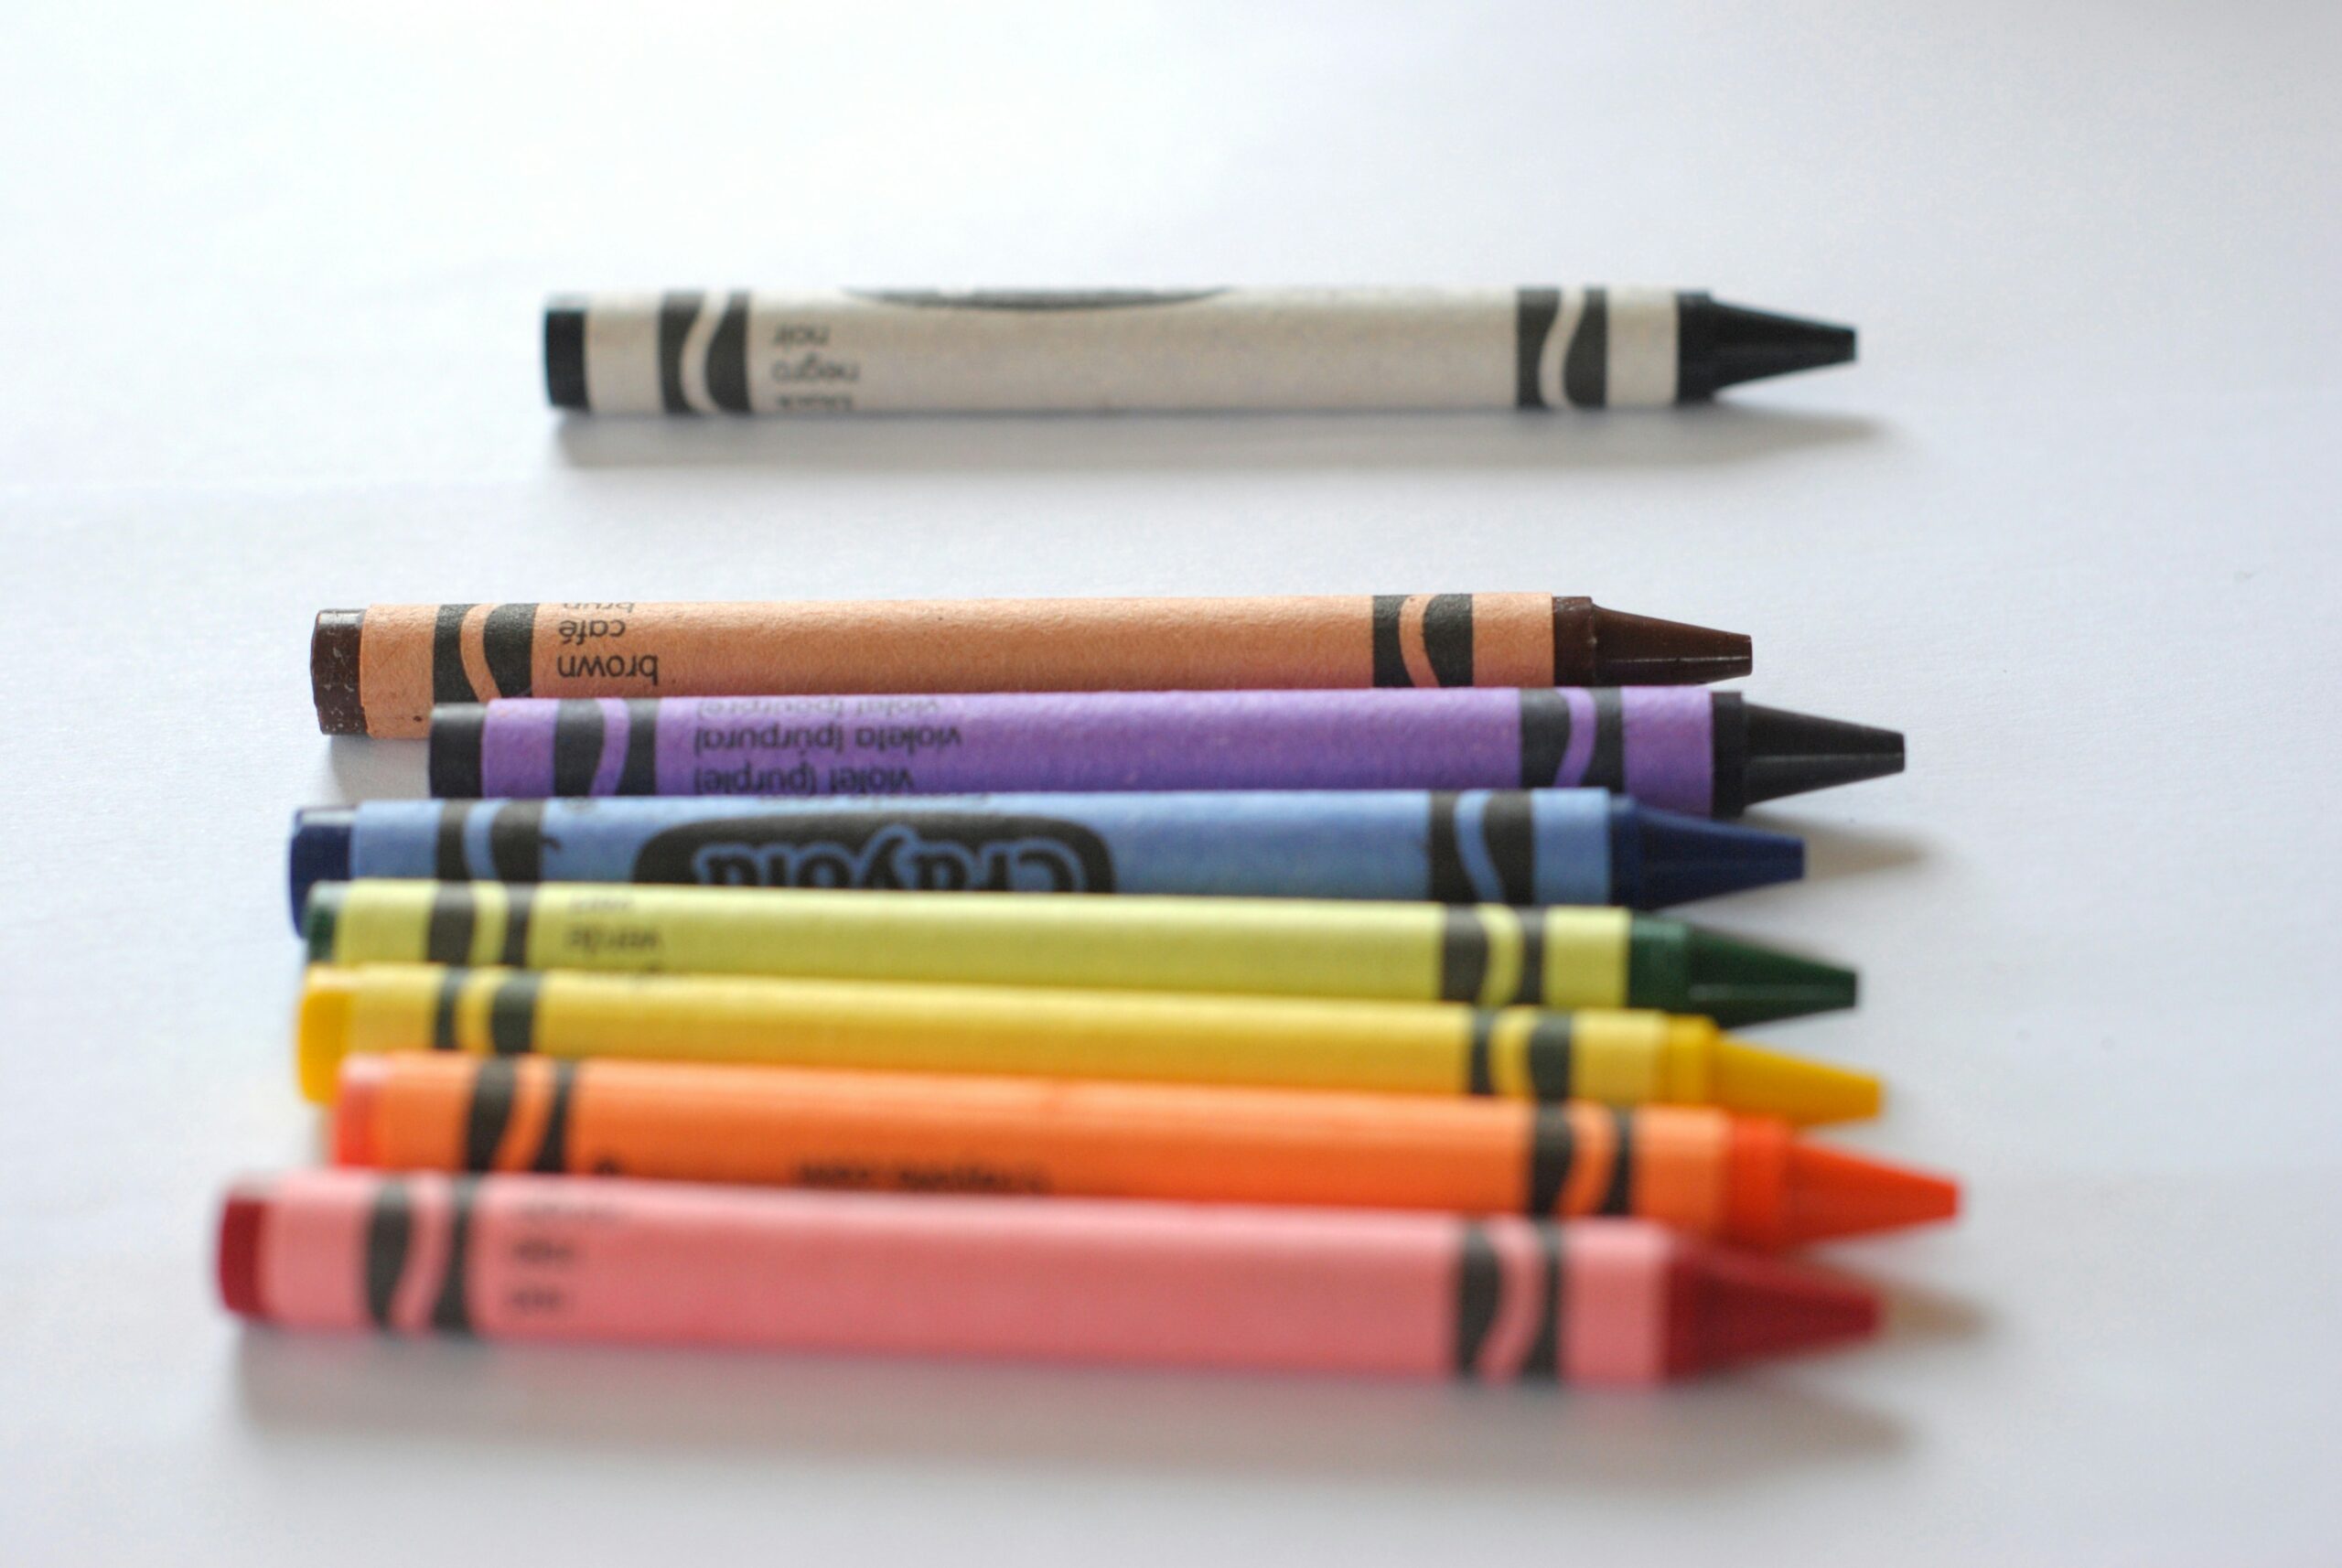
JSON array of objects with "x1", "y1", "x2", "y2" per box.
[{"x1": 629, "y1": 813, "x2": 1116, "y2": 894}]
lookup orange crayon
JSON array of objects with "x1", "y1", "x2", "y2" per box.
[
  {"x1": 331, "y1": 1054, "x2": 1956, "y2": 1249},
  {"x1": 311, "y1": 596, "x2": 1755, "y2": 736}
]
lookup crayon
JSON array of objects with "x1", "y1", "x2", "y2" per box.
[
  {"x1": 303, "y1": 881, "x2": 1860, "y2": 1026},
  {"x1": 543, "y1": 288, "x2": 1854, "y2": 416},
  {"x1": 293, "y1": 962, "x2": 1880, "y2": 1124},
  {"x1": 219, "y1": 1173, "x2": 1883, "y2": 1382},
  {"x1": 425, "y1": 689, "x2": 1905, "y2": 817},
  {"x1": 311, "y1": 596, "x2": 1755, "y2": 737},
  {"x1": 331, "y1": 1054, "x2": 1954, "y2": 1248},
  {"x1": 286, "y1": 790, "x2": 1804, "y2": 927}
]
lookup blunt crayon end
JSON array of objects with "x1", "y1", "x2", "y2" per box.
[
  {"x1": 1739, "y1": 704, "x2": 1906, "y2": 810},
  {"x1": 297, "y1": 970, "x2": 359, "y2": 1105},
  {"x1": 1682, "y1": 929, "x2": 1858, "y2": 1026},
  {"x1": 332, "y1": 1056, "x2": 386, "y2": 1166},
  {"x1": 545, "y1": 295, "x2": 590, "y2": 411},
  {"x1": 1628, "y1": 807, "x2": 1803, "y2": 908},
  {"x1": 1676, "y1": 296, "x2": 1857, "y2": 401},
  {"x1": 1709, "y1": 1037, "x2": 1882, "y2": 1125},
  {"x1": 1586, "y1": 605, "x2": 1753, "y2": 686},
  {"x1": 1670, "y1": 1243, "x2": 1881, "y2": 1375},
  {"x1": 1778, "y1": 1144, "x2": 1961, "y2": 1246},
  {"x1": 312, "y1": 612, "x2": 366, "y2": 736},
  {"x1": 289, "y1": 809, "x2": 355, "y2": 931},
  {"x1": 217, "y1": 1185, "x2": 269, "y2": 1318},
  {"x1": 427, "y1": 704, "x2": 489, "y2": 799},
  {"x1": 302, "y1": 883, "x2": 347, "y2": 962}
]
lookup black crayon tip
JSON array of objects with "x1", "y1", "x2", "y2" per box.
[
  {"x1": 544, "y1": 295, "x2": 589, "y2": 411},
  {"x1": 1740, "y1": 703, "x2": 1905, "y2": 809},
  {"x1": 1677, "y1": 295, "x2": 1856, "y2": 400},
  {"x1": 1589, "y1": 605, "x2": 1753, "y2": 685},
  {"x1": 430, "y1": 704, "x2": 489, "y2": 799}
]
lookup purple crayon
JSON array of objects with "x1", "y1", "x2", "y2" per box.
[{"x1": 430, "y1": 690, "x2": 1901, "y2": 818}]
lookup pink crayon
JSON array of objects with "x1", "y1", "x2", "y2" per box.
[{"x1": 218, "y1": 1172, "x2": 1879, "y2": 1384}]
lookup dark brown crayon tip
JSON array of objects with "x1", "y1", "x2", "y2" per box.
[
  {"x1": 1584, "y1": 604, "x2": 1753, "y2": 685},
  {"x1": 311, "y1": 610, "x2": 366, "y2": 736}
]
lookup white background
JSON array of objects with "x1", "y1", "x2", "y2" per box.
[{"x1": 3, "y1": 3, "x2": 2338, "y2": 1562}]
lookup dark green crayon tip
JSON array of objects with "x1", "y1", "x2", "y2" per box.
[
  {"x1": 1681, "y1": 929, "x2": 1858, "y2": 1025},
  {"x1": 303, "y1": 882, "x2": 346, "y2": 961},
  {"x1": 1628, "y1": 918, "x2": 1857, "y2": 1026}
]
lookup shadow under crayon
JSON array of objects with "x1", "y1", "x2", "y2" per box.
[
  {"x1": 553, "y1": 404, "x2": 1880, "y2": 477},
  {"x1": 318, "y1": 736, "x2": 428, "y2": 805},
  {"x1": 235, "y1": 1331, "x2": 1906, "y2": 1491},
  {"x1": 1885, "y1": 1280, "x2": 1993, "y2": 1347},
  {"x1": 1741, "y1": 814, "x2": 1932, "y2": 884}
]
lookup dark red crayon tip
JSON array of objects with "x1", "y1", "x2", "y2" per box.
[
  {"x1": 217, "y1": 1185, "x2": 270, "y2": 1319},
  {"x1": 1666, "y1": 1241, "x2": 1881, "y2": 1376}
]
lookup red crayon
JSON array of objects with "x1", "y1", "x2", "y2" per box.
[{"x1": 219, "y1": 1171, "x2": 1879, "y2": 1384}]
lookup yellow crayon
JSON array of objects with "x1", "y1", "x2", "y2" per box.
[
  {"x1": 295, "y1": 963, "x2": 1879, "y2": 1125},
  {"x1": 303, "y1": 881, "x2": 1857, "y2": 1027}
]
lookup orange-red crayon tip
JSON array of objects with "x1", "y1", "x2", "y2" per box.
[
  {"x1": 1724, "y1": 1120, "x2": 1960, "y2": 1248},
  {"x1": 1671, "y1": 1245, "x2": 1880, "y2": 1375},
  {"x1": 1777, "y1": 1142, "x2": 1961, "y2": 1247},
  {"x1": 331, "y1": 1056, "x2": 387, "y2": 1166}
]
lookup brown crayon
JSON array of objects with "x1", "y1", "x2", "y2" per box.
[{"x1": 312, "y1": 596, "x2": 1754, "y2": 737}]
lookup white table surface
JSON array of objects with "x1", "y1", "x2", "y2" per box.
[{"x1": 4, "y1": 4, "x2": 2338, "y2": 1562}]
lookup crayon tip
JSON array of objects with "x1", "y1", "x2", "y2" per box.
[
  {"x1": 1681, "y1": 929, "x2": 1858, "y2": 1026},
  {"x1": 288, "y1": 809, "x2": 355, "y2": 931},
  {"x1": 1625, "y1": 806, "x2": 1803, "y2": 908},
  {"x1": 302, "y1": 883, "x2": 346, "y2": 962},
  {"x1": 429, "y1": 705, "x2": 489, "y2": 799},
  {"x1": 1588, "y1": 606, "x2": 1753, "y2": 685},
  {"x1": 331, "y1": 1056, "x2": 387, "y2": 1166},
  {"x1": 217, "y1": 1184, "x2": 269, "y2": 1318},
  {"x1": 544, "y1": 295, "x2": 590, "y2": 411},
  {"x1": 1778, "y1": 1144, "x2": 1961, "y2": 1246},
  {"x1": 296, "y1": 969, "x2": 360, "y2": 1104},
  {"x1": 1739, "y1": 703, "x2": 1905, "y2": 810},
  {"x1": 1671, "y1": 1243, "x2": 1881, "y2": 1375},
  {"x1": 1677, "y1": 296, "x2": 1857, "y2": 400},
  {"x1": 1709, "y1": 1037, "x2": 1881, "y2": 1125},
  {"x1": 311, "y1": 610, "x2": 367, "y2": 736}
]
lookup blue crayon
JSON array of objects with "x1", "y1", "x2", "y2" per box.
[{"x1": 286, "y1": 789, "x2": 1799, "y2": 929}]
